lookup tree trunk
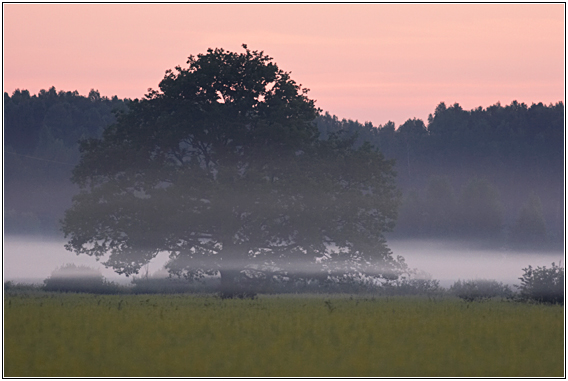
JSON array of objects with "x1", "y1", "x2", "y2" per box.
[
  {"x1": 217, "y1": 243, "x2": 255, "y2": 298},
  {"x1": 218, "y1": 268, "x2": 256, "y2": 299}
]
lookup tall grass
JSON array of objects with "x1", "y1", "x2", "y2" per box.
[{"x1": 4, "y1": 293, "x2": 563, "y2": 377}]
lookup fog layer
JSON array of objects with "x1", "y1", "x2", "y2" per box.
[
  {"x1": 388, "y1": 239, "x2": 563, "y2": 287},
  {"x1": 5, "y1": 235, "x2": 562, "y2": 288},
  {"x1": 3, "y1": 236, "x2": 169, "y2": 284}
]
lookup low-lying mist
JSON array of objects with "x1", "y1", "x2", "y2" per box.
[
  {"x1": 387, "y1": 239, "x2": 564, "y2": 287},
  {"x1": 4, "y1": 235, "x2": 563, "y2": 289},
  {"x1": 3, "y1": 235, "x2": 168, "y2": 285}
]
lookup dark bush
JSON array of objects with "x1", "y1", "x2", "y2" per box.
[
  {"x1": 4, "y1": 281, "x2": 43, "y2": 293},
  {"x1": 449, "y1": 279, "x2": 513, "y2": 302},
  {"x1": 516, "y1": 262, "x2": 564, "y2": 305},
  {"x1": 376, "y1": 266, "x2": 444, "y2": 296},
  {"x1": 43, "y1": 264, "x2": 121, "y2": 294},
  {"x1": 381, "y1": 278, "x2": 444, "y2": 296},
  {"x1": 222, "y1": 268, "x2": 444, "y2": 296}
]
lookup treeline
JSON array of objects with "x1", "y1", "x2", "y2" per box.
[
  {"x1": 3, "y1": 88, "x2": 564, "y2": 249},
  {"x1": 396, "y1": 177, "x2": 550, "y2": 249},
  {"x1": 4, "y1": 87, "x2": 128, "y2": 234},
  {"x1": 316, "y1": 101, "x2": 564, "y2": 248}
]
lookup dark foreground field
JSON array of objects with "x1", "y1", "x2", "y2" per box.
[{"x1": 4, "y1": 293, "x2": 564, "y2": 377}]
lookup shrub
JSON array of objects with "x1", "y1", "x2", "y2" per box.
[
  {"x1": 382, "y1": 278, "x2": 443, "y2": 296},
  {"x1": 4, "y1": 281, "x2": 15, "y2": 291},
  {"x1": 43, "y1": 264, "x2": 121, "y2": 294},
  {"x1": 516, "y1": 262, "x2": 564, "y2": 305},
  {"x1": 4, "y1": 281, "x2": 43, "y2": 293},
  {"x1": 449, "y1": 279, "x2": 513, "y2": 302},
  {"x1": 377, "y1": 266, "x2": 444, "y2": 296}
]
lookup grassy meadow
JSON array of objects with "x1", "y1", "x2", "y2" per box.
[{"x1": 4, "y1": 292, "x2": 564, "y2": 377}]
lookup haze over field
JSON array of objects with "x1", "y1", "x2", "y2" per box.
[{"x1": 4, "y1": 236, "x2": 563, "y2": 289}]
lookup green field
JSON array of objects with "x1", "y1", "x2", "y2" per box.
[{"x1": 4, "y1": 293, "x2": 564, "y2": 377}]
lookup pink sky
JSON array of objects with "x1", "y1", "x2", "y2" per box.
[{"x1": 3, "y1": 3, "x2": 565, "y2": 126}]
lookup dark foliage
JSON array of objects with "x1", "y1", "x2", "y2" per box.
[
  {"x1": 381, "y1": 278, "x2": 443, "y2": 297},
  {"x1": 62, "y1": 45, "x2": 402, "y2": 292},
  {"x1": 449, "y1": 279, "x2": 513, "y2": 302},
  {"x1": 5, "y1": 88, "x2": 126, "y2": 155},
  {"x1": 43, "y1": 264, "x2": 121, "y2": 294},
  {"x1": 4, "y1": 88, "x2": 128, "y2": 235},
  {"x1": 516, "y1": 262, "x2": 564, "y2": 305},
  {"x1": 316, "y1": 101, "x2": 563, "y2": 246},
  {"x1": 3, "y1": 281, "x2": 43, "y2": 293}
]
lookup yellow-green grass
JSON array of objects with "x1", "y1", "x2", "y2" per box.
[{"x1": 4, "y1": 293, "x2": 564, "y2": 377}]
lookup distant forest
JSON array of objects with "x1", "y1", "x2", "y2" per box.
[
  {"x1": 4, "y1": 88, "x2": 128, "y2": 236},
  {"x1": 4, "y1": 87, "x2": 564, "y2": 249}
]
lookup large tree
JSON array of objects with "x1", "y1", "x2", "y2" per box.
[{"x1": 62, "y1": 45, "x2": 401, "y2": 293}]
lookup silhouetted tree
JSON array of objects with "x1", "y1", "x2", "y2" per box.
[
  {"x1": 396, "y1": 118, "x2": 428, "y2": 182},
  {"x1": 62, "y1": 45, "x2": 402, "y2": 295}
]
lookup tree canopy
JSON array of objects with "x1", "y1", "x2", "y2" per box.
[{"x1": 62, "y1": 45, "x2": 402, "y2": 290}]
